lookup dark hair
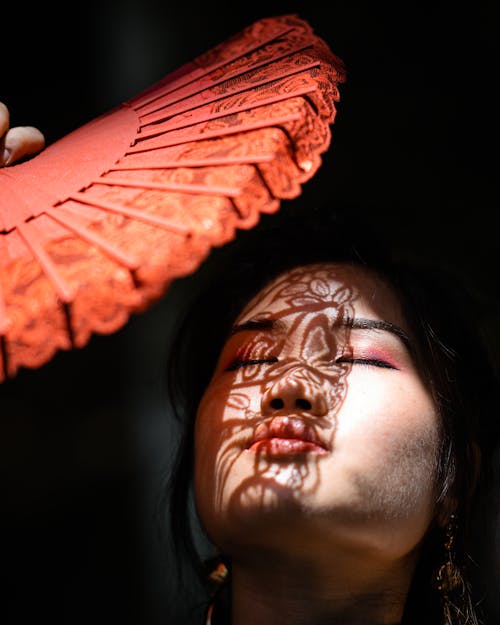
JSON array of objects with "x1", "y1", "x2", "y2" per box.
[{"x1": 160, "y1": 205, "x2": 499, "y2": 624}]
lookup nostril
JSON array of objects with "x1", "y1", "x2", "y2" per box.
[
  {"x1": 295, "y1": 398, "x2": 312, "y2": 410},
  {"x1": 270, "y1": 398, "x2": 285, "y2": 410}
]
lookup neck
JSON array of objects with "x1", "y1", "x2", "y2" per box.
[{"x1": 227, "y1": 546, "x2": 417, "y2": 625}]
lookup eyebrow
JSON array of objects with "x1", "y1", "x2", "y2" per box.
[
  {"x1": 342, "y1": 317, "x2": 413, "y2": 352},
  {"x1": 229, "y1": 318, "x2": 285, "y2": 335},
  {"x1": 230, "y1": 316, "x2": 412, "y2": 351}
]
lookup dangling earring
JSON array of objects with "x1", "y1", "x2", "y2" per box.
[
  {"x1": 206, "y1": 558, "x2": 229, "y2": 625},
  {"x1": 434, "y1": 514, "x2": 463, "y2": 597},
  {"x1": 433, "y1": 514, "x2": 473, "y2": 625},
  {"x1": 209, "y1": 560, "x2": 229, "y2": 586}
]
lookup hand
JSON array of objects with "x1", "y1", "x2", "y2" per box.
[{"x1": 0, "y1": 101, "x2": 45, "y2": 166}]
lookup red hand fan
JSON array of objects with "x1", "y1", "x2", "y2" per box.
[{"x1": 0, "y1": 14, "x2": 345, "y2": 382}]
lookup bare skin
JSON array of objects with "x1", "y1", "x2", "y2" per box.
[
  {"x1": 230, "y1": 548, "x2": 415, "y2": 625},
  {"x1": 0, "y1": 100, "x2": 45, "y2": 166},
  {"x1": 195, "y1": 263, "x2": 443, "y2": 625}
]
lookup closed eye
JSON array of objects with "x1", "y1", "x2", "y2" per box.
[
  {"x1": 226, "y1": 357, "x2": 279, "y2": 371},
  {"x1": 336, "y1": 357, "x2": 397, "y2": 370}
]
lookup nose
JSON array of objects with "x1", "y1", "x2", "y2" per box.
[{"x1": 261, "y1": 367, "x2": 328, "y2": 417}]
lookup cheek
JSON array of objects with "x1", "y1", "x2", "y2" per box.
[
  {"x1": 335, "y1": 370, "x2": 441, "y2": 513},
  {"x1": 195, "y1": 380, "x2": 255, "y2": 451},
  {"x1": 194, "y1": 385, "x2": 230, "y2": 482},
  {"x1": 194, "y1": 381, "x2": 261, "y2": 515},
  {"x1": 340, "y1": 366, "x2": 439, "y2": 431}
]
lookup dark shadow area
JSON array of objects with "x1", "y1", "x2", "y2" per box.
[{"x1": 1, "y1": 1, "x2": 499, "y2": 624}]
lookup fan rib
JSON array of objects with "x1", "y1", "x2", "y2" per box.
[
  {"x1": 16, "y1": 222, "x2": 76, "y2": 304},
  {"x1": 91, "y1": 176, "x2": 242, "y2": 197},
  {"x1": 128, "y1": 113, "x2": 302, "y2": 153},
  {"x1": 46, "y1": 207, "x2": 140, "y2": 270},
  {"x1": 138, "y1": 62, "x2": 320, "y2": 127},
  {"x1": 110, "y1": 153, "x2": 275, "y2": 170},
  {"x1": 67, "y1": 193, "x2": 191, "y2": 235},
  {"x1": 133, "y1": 25, "x2": 296, "y2": 110},
  {"x1": 140, "y1": 85, "x2": 318, "y2": 132},
  {"x1": 138, "y1": 49, "x2": 317, "y2": 120}
]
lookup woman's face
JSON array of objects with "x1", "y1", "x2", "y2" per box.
[{"x1": 194, "y1": 262, "x2": 441, "y2": 560}]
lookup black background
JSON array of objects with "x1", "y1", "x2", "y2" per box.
[{"x1": 1, "y1": 1, "x2": 499, "y2": 623}]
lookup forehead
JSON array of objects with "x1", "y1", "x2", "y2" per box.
[{"x1": 236, "y1": 262, "x2": 406, "y2": 326}]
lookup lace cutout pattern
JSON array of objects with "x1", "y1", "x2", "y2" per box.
[{"x1": 0, "y1": 14, "x2": 346, "y2": 381}]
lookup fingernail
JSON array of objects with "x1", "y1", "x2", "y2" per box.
[{"x1": 1, "y1": 148, "x2": 11, "y2": 166}]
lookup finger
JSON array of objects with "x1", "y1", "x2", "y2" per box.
[
  {"x1": 0, "y1": 125, "x2": 45, "y2": 166},
  {"x1": 0, "y1": 101, "x2": 10, "y2": 137}
]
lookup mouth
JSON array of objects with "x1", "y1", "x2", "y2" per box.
[
  {"x1": 247, "y1": 416, "x2": 328, "y2": 457},
  {"x1": 248, "y1": 438, "x2": 327, "y2": 456}
]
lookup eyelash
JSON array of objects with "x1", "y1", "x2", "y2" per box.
[
  {"x1": 225, "y1": 356, "x2": 395, "y2": 371},
  {"x1": 335, "y1": 357, "x2": 396, "y2": 369}
]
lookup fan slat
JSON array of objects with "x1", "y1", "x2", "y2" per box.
[
  {"x1": 128, "y1": 113, "x2": 302, "y2": 153},
  {"x1": 131, "y1": 23, "x2": 297, "y2": 109},
  {"x1": 46, "y1": 208, "x2": 140, "y2": 269},
  {"x1": 91, "y1": 176, "x2": 242, "y2": 197},
  {"x1": 17, "y1": 222, "x2": 76, "y2": 304},
  {"x1": 67, "y1": 193, "x2": 191, "y2": 235}
]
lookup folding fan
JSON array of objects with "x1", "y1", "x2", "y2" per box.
[{"x1": 0, "y1": 13, "x2": 346, "y2": 382}]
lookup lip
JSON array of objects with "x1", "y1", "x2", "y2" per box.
[
  {"x1": 248, "y1": 438, "x2": 327, "y2": 456},
  {"x1": 247, "y1": 416, "x2": 328, "y2": 457}
]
